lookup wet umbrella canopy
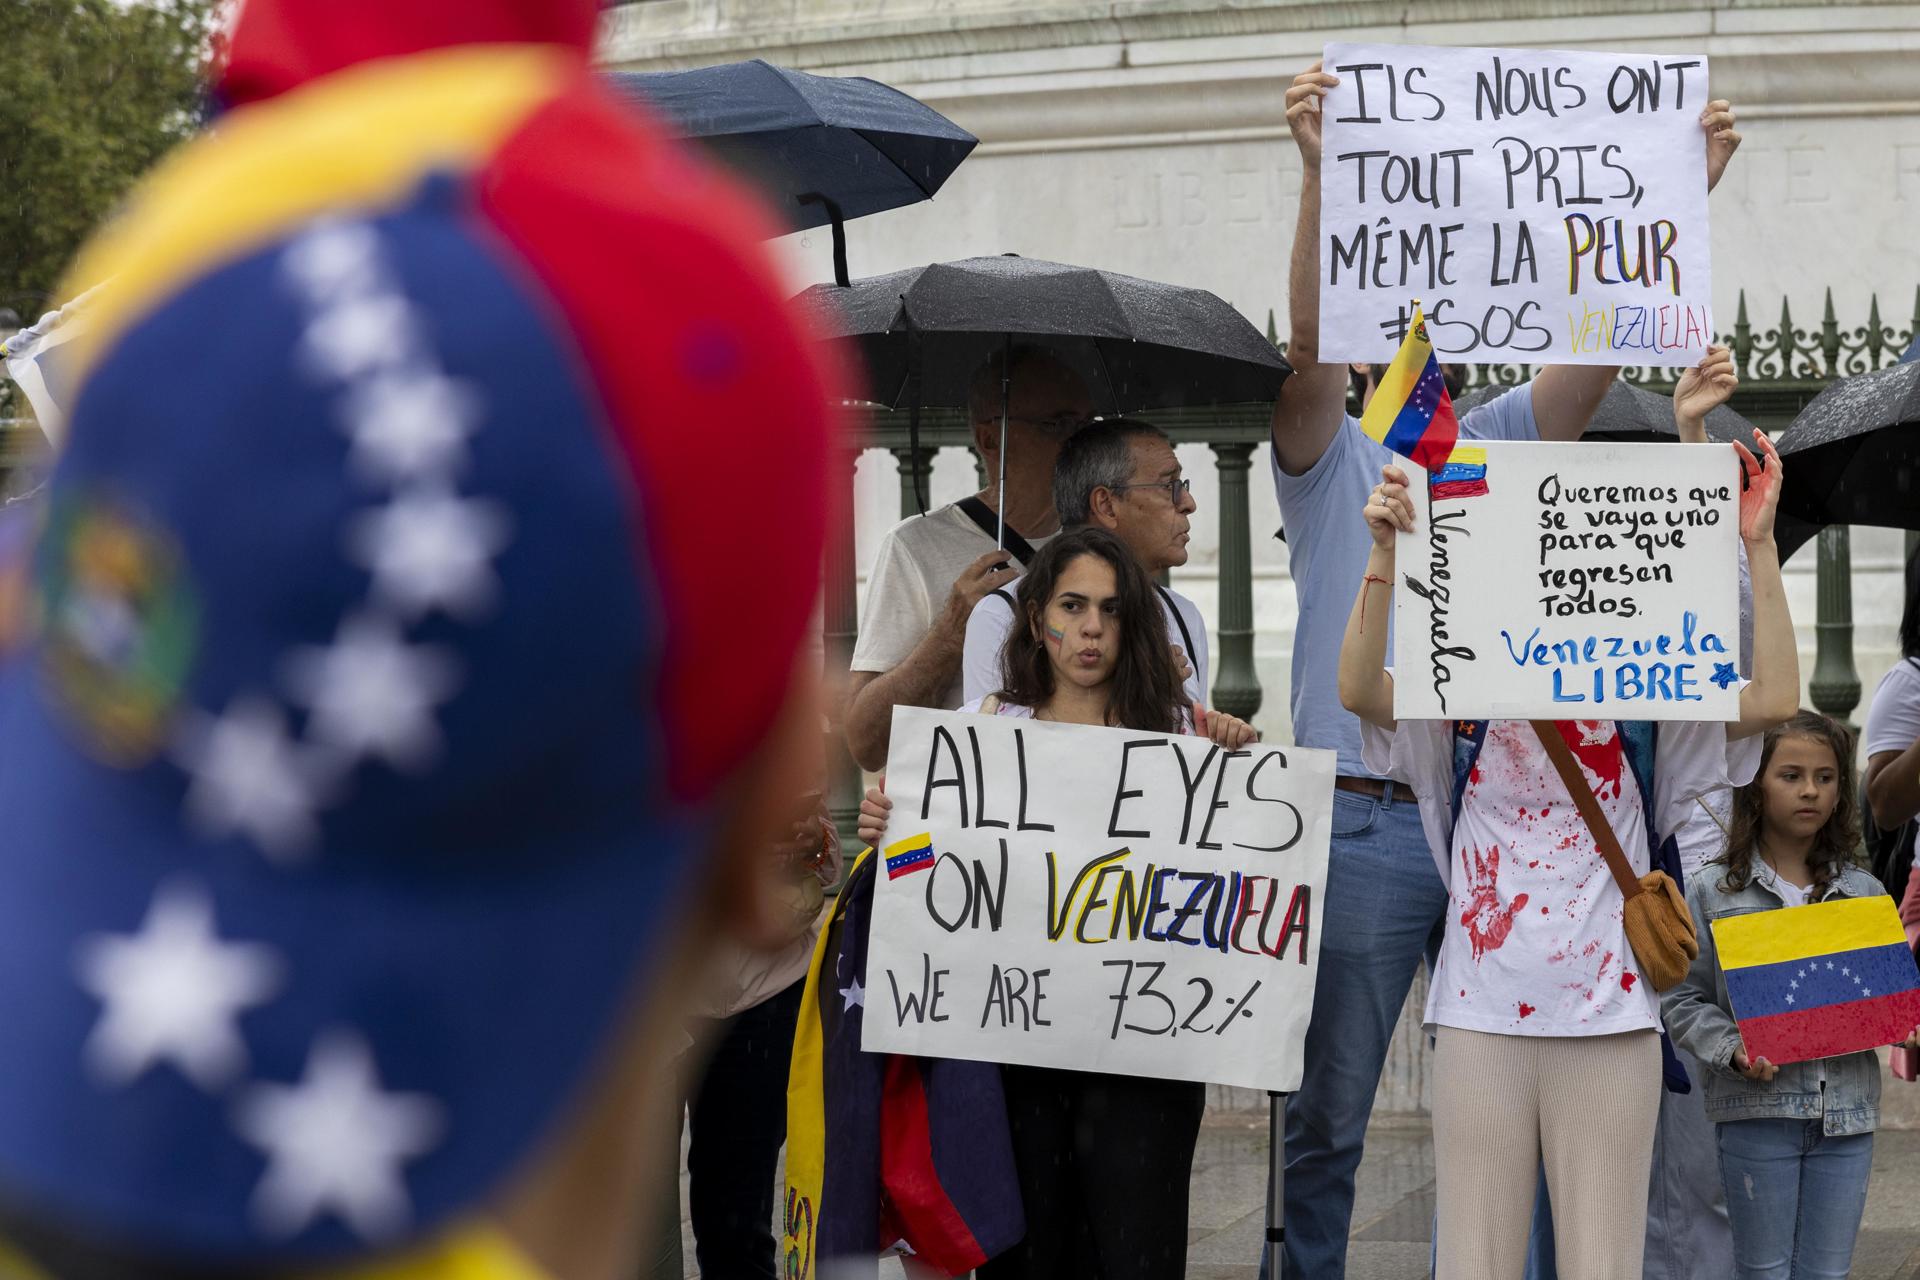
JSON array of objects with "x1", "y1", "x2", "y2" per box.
[
  {"x1": 605, "y1": 59, "x2": 976, "y2": 283},
  {"x1": 800, "y1": 255, "x2": 1290, "y2": 414},
  {"x1": 1775, "y1": 361, "x2": 1920, "y2": 540}
]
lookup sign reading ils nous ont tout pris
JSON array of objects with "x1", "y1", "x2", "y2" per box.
[
  {"x1": 1318, "y1": 41, "x2": 1712, "y2": 367},
  {"x1": 1392, "y1": 440, "x2": 1741, "y2": 722},
  {"x1": 863, "y1": 707, "x2": 1336, "y2": 1093}
]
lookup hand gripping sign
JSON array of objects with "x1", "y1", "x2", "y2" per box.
[{"x1": 863, "y1": 707, "x2": 1336, "y2": 1093}]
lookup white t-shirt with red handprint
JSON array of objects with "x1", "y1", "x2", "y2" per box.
[{"x1": 1362, "y1": 717, "x2": 1758, "y2": 1038}]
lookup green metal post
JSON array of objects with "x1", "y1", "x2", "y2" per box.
[
  {"x1": 1210, "y1": 440, "x2": 1263, "y2": 719},
  {"x1": 823, "y1": 446, "x2": 863, "y2": 871},
  {"x1": 892, "y1": 445, "x2": 934, "y2": 522},
  {"x1": 1808, "y1": 525, "x2": 1863, "y2": 727}
]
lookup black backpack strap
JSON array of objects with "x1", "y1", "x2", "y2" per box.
[
  {"x1": 989, "y1": 587, "x2": 1015, "y2": 609},
  {"x1": 1155, "y1": 585, "x2": 1197, "y2": 665},
  {"x1": 954, "y1": 496, "x2": 1037, "y2": 568}
]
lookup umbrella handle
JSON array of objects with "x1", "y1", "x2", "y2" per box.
[{"x1": 796, "y1": 192, "x2": 850, "y2": 288}]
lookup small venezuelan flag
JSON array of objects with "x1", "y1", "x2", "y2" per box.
[
  {"x1": 884, "y1": 832, "x2": 935, "y2": 880},
  {"x1": 1430, "y1": 445, "x2": 1490, "y2": 500},
  {"x1": 1712, "y1": 895, "x2": 1920, "y2": 1066},
  {"x1": 1360, "y1": 304, "x2": 1460, "y2": 473}
]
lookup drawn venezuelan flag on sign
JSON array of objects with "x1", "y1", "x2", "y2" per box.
[
  {"x1": 1430, "y1": 445, "x2": 1489, "y2": 500},
  {"x1": 1712, "y1": 895, "x2": 1920, "y2": 1066},
  {"x1": 885, "y1": 832, "x2": 935, "y2": 880}
]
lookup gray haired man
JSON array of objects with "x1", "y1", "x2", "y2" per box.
[{"x1": 961, "y1": 418, "x2": 1208, "y2": 705}]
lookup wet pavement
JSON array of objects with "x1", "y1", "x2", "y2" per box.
[{"x1": 672, "y1": 1055, "x2": 1920, "y2": 1277}]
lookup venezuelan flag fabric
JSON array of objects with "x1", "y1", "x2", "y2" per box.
[
  {"x1": 785, "y1": 852, "x2": 1023, "y2": 1277},
  {"x1": 1713, "y1": 896, "x2": 1920, "y2": 1066},
  {"x1": 1359, "y1": 304, "x2": 1460, "y2": 473}
]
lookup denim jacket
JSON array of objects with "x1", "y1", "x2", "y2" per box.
[{"x1": 1661, "y1": 857, "x2": 1891, "y2": 1135}]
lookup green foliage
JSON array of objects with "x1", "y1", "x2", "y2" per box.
[{"x1": 0, "y1": 0, "x2": 216, "y2": 322}]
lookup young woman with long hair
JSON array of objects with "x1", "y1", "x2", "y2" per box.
[
  {"x1": 1664, "y1": 711, "x2": 1920, "y2": 1278},
  {"x1": 859, "y1": 525, "x2": 1254, "y2": 1279}
]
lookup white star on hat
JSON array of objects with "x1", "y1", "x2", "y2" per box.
[
  {"x1": 346, "y1": 487, "x2": 511, "y2": 621},
  {"x1": 73, "y1": 880, "x2": 281, "y2": 1092},
  {"x1": 283, "y1": 613, "x2": 461, "y2": 771},
  {"x1": 299, "y1": 294, "x2": 419, "y2": 384},
  {"x1": 336, "y1": 370, "x2": 482, "y2": 484},
  {"x1": 235, "y1": 1030, "x2": 443, "y2": 1243},
  {"x1": 281, "y1": 222, "x2": 383, "y2": 304},
  {"x1": 175, "y1": 698, "x2": 335, "y2": 861}
]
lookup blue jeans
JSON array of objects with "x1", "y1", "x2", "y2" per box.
[
  {"x1": 1274, "y1": 788, "x2": 1444, "y2": 1278},
  {"x1": 1718, "y1": 1118, "x2": 1873, "y2": 1280}
]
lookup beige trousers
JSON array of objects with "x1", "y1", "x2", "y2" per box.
[{"x1": 1433, "y1": 1025, "x2": 1662, "y2": 1280}]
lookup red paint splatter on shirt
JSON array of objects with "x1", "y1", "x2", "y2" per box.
[
  {"x1": 1517, "y1": 1003, "x2": 1535, "y2": 1018},
  {"x1": 1460, "y1": 842, "x2": 1530, "y2": 961},
  {"x1": 1621, "y1": 972, "x2": 1637, "y2": 992},
  {"x1": 1556, "y1": 720, "x2": 1626, "y2": 801}
]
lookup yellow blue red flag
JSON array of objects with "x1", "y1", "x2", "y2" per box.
[
  {"x1": 1359, "y1": 303, "x2": 1460, "y2": 473},
  {"x1": 1712, "y1": 895, "x2": 1920, "y2": 1065}
]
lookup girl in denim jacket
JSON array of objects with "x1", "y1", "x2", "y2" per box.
[{"x1": 1664, "y1": 711, "x2": 1920, "y2": 1279}]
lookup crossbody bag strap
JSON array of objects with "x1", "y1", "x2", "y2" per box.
[
  {"x1": 954, "y1": 496, "x2": 1037, "y2": 568},
  {"x1": 1154, "y1": 584, "x2": 1197, "y2": 663},
  {"x1": 1529, "y1": 720, "x2": 1643, "y2": 901}
]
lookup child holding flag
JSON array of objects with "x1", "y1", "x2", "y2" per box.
[
  {"x1": 1663, "y1": 711, "x2": 1920, "y2": 1280},
  {"x1": 1335, "y1": 312, "x2": 1804, "y2": 1280}
]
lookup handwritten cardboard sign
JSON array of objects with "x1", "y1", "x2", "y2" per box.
[
  {"x1": 1392, "y1": 441, "x2": 1740, "y2": 721},
  {"x1": 1319, "y1": 42, "x2": 1713, "y2": 366},
  {"x1": 863, "y1": 707, "x2": 1335, "y2": 1092}
]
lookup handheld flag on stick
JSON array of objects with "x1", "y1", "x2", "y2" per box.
[
  {"x1": 1712, "y1": 895, "x2": 1920, "y2": 1066},
  {"x1": 1359, "y1": 302, "x2": 1459, "y2": 473}
]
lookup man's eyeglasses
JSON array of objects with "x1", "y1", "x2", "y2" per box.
[{"x1": 1111, "y1": 476, "x2": 1192, "y2": 505}]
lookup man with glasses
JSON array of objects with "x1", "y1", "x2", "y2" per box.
[
  {"x1": 845, "y1": 345, "x2": 1092, "y2": 771},
  {"x1": 961, "y1": 418, "x2": 1208, "y2": 708}
]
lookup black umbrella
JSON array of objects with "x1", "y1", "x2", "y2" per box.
[
  {"x1": 606, "y1": 60, "x2": 976, "y2": 285},
  {"x1": 1455, "y1": 379, "x2": 1821, "y2": 561},
  {"x1": 1775, "y1": 362, "x2": 1920, "y2": 542},
  {"x1": 801, "y1": 255, "x2": 1290, "y2": 534},
  {"x1": 802, "y1": 255, "x2": 1289, "y2": 412}
]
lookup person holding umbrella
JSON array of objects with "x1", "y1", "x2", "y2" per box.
[
  {"x1": 845, "y1": 345, "x2": 1091, "y2": 771},
  {"x1": 1262, "y1": 59, "x2": 1744, "y2": 1280}
]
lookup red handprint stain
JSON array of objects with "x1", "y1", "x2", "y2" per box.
[
  {"x1": 1460, "y1": 842, "x2": 1529, "y2": 961},
  {"x1": 1557, "y1": 721, "x2": 1625, "y2": 801}
]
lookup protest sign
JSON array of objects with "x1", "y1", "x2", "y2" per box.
[
  {"x1": 1712, "y1": 895, "x2": 1920, "y2": 1067},
  {"x1": 1318, "y1": 42, "x2": 1713, "y2": 366},
  {"x1": 1392, "y1": 440, "x2": 1740, "y2": 721},
  {"x1": 863, "y1": 707, "x2": 1335, "y2": 1092}
]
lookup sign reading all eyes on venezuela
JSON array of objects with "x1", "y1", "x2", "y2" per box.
[{"x1": 863, "y1": 707, "x2": 1335, "y2": 1092}]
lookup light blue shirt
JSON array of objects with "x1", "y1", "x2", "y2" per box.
[{"x1": 1273, "y1": 389, "x2": 1538, "y2": 776}]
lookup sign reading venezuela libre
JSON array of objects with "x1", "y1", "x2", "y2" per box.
[{"x1": 1712, "y1": 896, "x2": 1920, "y2": 1066}]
